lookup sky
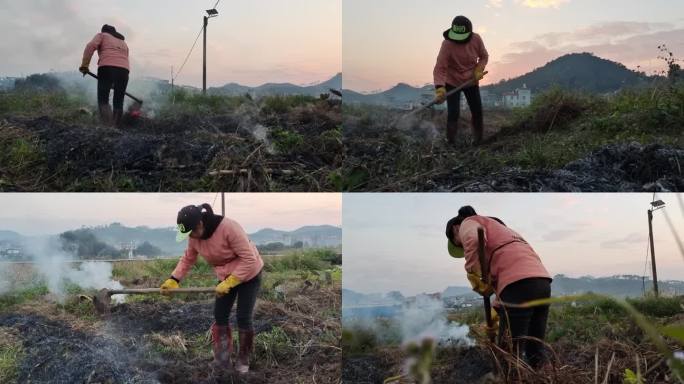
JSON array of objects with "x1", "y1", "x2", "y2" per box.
[
  {"x1": 343, "y1": 0, "x2": 684, "y2": 92},
  {"x1": 0, "y1": 0, "x2": 341, "y2": 87},
  {"x1": 343, "y1": 193, "x2": 684, "y2": 296},
  {"x1": 0, "y1": 193, "x2": 341, "y2": 236}
]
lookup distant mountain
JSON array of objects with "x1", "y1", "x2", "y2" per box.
[
  {"x1": 552, "y1": 274, "x2": 684, "y2": 297},
  {"x1": 1, "y1": 71, "x2": 341, "y2": 99},
  {"x1": 343, "y1": 275, "x2": 684, "y2": 308},
  {"x1": 0, "y1": 223, "x2": 340, "y2": 261},
  {"x1": 342, "y1": 289, "x2": 400, "y2": 307},
  {"x1": 485, "y1": 53, "x2": 650, "y2": 95},
  {"x1": 342, "y1": 83, "x2": 433, "y2": 107},
  {"x1": 442, "y1": 286, "x2": 477, "y2": 298},
  {"x1": 249, "y1": 225, "x2": 341, "y2": 247},
  {"x1": 0, "y1": 230, "x2": 23, "y2": 243},
  {"x1": 210, "y1": 73, "x2": 342, "y2": 97},
  {"x1": 344, "y1": 53, "x2": 652, "y2": 107}
]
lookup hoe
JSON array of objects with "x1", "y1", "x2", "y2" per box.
[{"x1": 93, "y1": 287, "x2": 215, "y2": 314}]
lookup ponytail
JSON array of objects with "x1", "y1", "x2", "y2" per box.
[{"x1": 200, "y1": 203, "x2": 214, "y2": 216}]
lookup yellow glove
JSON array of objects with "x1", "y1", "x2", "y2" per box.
[
  {"x1": 486, "y1": 308, "x2": 499, "y2": 340},
  {"x1": 435, "y1": 87, "x2": 447, "y2": 104},
  {"x1": 467, "y1": 272, "x2": 494, "y2": 296},
  {"x1": 215, "y1": 275, "x2": 241, "y2": 297},
  {"x1": 474, "y1": 67, "x2": 485, "y2": 81},
  {"x1": 79, "y1": 57, "x2": 90, "y2": 75},
  {"x1": 160, "y1": 278, "x2": 179, "y2": 296}
]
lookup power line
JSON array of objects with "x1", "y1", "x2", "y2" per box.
[
  {"x1": 173, "y1": 25, "x2": 204, "y2": 82},
  {"x1": 172, "y1": 0, "x2": 223, "y2": 82}
]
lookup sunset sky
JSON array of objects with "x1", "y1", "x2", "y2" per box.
[
  {"x1": 0, "y1": 0, "x2": 341, "y2": 87},
  {"x1": 343, "y1": 193, "x2": 684, "y2": 296},
  {"x1": 343, "y1": 0, "x2": 684, "y2": 92},
  {"x1": 0, "y1": 193, "x2": 341, "y2": 235}
]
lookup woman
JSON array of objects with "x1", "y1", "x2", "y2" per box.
[
  {"x1": 433, "y1": 16, "x2": 488, "y2": 145},
  {"x1": 161, "y1": 204, "x2": 264, "y2": 374},
  {"x1": 445, "y1": 206, "x2": 552, "y2": 369},
  {"x1": 79, "y1": 24, "x2": 130, "y2": 127}
]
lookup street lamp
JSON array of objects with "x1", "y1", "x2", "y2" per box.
[
  {"x1": 647, "y1": 199, "x2": 665, "y2": 297},
  {"x1": 203, "y1": 8, "x2": 219, "y2": 94}
]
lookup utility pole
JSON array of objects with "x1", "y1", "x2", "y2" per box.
[
  {"x1": 202, "y1": 15, "x2": 208, "y2": 95},
  {"x1": 648, "y1": 208, "x2": 658, "y2": 297},
  {"x1": 221, "y1": 192, "x2": 225, "y2": 216},
  {"x1": 202, "y1": 9, "x2": 219, "y2": 95},
  {"x1": 647, "y1": 199, "x2": 666, "y2": 297}
]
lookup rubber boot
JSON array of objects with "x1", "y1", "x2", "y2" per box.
[
  {"x1": 210, "y1": 322, "x2": 233, "y2": 370},
  {"x1": 446, "y1": 120, "x2": 459, "y2": 145},
  {"x1": 113, "y1": 109, "x2": 123, "y2": 128},
  {"x1": 236, "y1": 329, "x2": 254, "y2": 374},
  {"x1": 98, "y1": 104, "x2": 112, "y2": 126}
]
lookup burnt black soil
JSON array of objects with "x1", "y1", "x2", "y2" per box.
[
  {"x1": 2, "y1": 100, "x2": 341, "y2": 192},
  {"x1": 0, "y1": 313, "x2": 158, "y2": 383},
  {"x1": 447, "y1": 142, "x2": 684, "y2": 192},
  {"x1": 342, "y1": 346, "x2": 494, "y2": 384},
  {"x1": 342, "y1": 355, "x2": 394, "y2": 384},
  {"x1": 0, "y1": 300, "x2": 306, "y2": 384}
]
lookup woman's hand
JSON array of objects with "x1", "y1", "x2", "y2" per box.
[
  {"x1": 160, "y1": 277, "x2": 179, "y2": 295},
  {"x1": 215, "y1": 275, "x2": 241, "y2": 297},
  {"x1": 79, "y1": 58, "x2": 90, "y2": 75},
  {"x1": 435, "y1": 87, "x2": 447, "y2": 104},
  {"x1": 467, "y1": 272, "x2": 494, "y2": 296}
]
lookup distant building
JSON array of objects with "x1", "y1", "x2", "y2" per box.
[{"x1": 503, "y1": 84, "x2": 532, "y2": 108}]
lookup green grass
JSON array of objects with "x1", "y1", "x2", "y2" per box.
[
  {"x1": 260, "y1": 94, "x2": 318, "y2": 115},
  {"x1": 491, "y1": 83, "x2": 684, "y2": 170},
  {"x1": 0, "y1": 332, "x2": 22, "y2": 384},
  {"x1": 0, "y1": 90, "x2": 93, "y2": 122},
  {"x1": 0, "y1": 285, "x2": 49, "y2": 312},
  {"x1": 161, "y1": 89, "x2": 251, "y2": 116},
  {"x1": 254, "y1": 326, "x2": 292, "y2": 365}
]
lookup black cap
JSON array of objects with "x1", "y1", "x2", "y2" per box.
[
  {"x1": 445, "y1": 16, "x2": 473, "y2": 43},
  {"x1": 177, "y1": 205, "x2": 202, "y2": 234}
]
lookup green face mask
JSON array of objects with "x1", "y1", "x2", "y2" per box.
[
  {"x1": 176, "y1": 223, "x2": 192, "y2": 242},
  {"x1": 447, "y1": 240, "x2": 465, "y2": 258}
]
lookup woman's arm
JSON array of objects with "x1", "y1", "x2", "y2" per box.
[
  {"x1": 171, "y1": 246, "x2": 199, "y2": 281},
  {"x1": 460, "y1": 219, "x2": 486, "y2": 275},
  {"x1": 225, "y1": 219, "x2": 260, "y2": 282},
  {"x1": 476, "y1": 35, "x2": 489, "y2": 70},
  {"x1": 83, "y1": 33, "x2": 103, "y2": 63},
  {"x1": 433, "y1": 40, "x2": 450, "y2": 87}
]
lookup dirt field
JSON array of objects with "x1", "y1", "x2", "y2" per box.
[
  {"x1": 0, "y1": 254, "x2": 342, "y2": 383},
  {"x1": 0, "y1": 97, "x2": 341, "y2": 192}
]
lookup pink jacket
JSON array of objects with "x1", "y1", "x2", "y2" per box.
[
  {"x1": 459, "y1": 216, "x2": 550, "y2": 297},
  {"x1": 172, "y1": 218, "x2": 264, "y2": 282},
  {"x1": 433, "y1": 33, "x2": 488, "y2": 87},
  {"x1": 83, "y1": 33, "x2": 130, "y2": 70}
]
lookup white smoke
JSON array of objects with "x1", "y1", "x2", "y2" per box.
[
  {"x1": 21, "y1": 237, "x2": 124, "y2": 302},
  {"x1": 343, "y1": 294, "x2": 472, "y2": 346},
  {"x1": 399, "y1": 295, "x2": 471, "y2": 345}
]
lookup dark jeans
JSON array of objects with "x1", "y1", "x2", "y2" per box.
[
  {"x1": 496, "y1": 277, "x2": 552, "y2": 368},
  {"x1": 97, "y1": 66, "x2": 129, "y2": 111},
  {"x1": 445, "y1": 84, "x2": 483, "y2": 143},
  {"x1": 214, "y1": 271, "x2": 262, "y2": 331}
]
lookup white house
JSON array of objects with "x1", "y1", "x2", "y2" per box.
[{"x1": 503, "y1": 84, "x2": 532, "y2": 108}]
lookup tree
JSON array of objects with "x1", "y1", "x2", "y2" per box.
[
  {"x1": 135, "y1": 241, "x2": 162, "y2": 258},
  {"x1": 59, "y1": 229, "x2": 120, "y2": 259}
]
